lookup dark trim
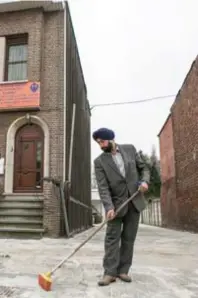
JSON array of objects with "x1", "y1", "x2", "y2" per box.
[
  {"x1": 6, "y1": 33, "x2": 28, "y2": 45},
  {"x1": 0, "y1": 107, "x2": 40, "y2": 113}
]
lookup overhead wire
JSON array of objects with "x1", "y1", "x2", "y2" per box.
[{"x1": 90, "y1": 94, "x2": 176, "y2": 110}]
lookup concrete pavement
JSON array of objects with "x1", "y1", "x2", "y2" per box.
[{"x1": 0, "y1": 224, "x2": 198, "y2": 297}]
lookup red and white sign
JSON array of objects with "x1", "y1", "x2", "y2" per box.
[{"x1": 0, "y1": 81, "x2": 40, "y2": 111}]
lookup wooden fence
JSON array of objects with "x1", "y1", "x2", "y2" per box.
[{"x1": 140, "y1": 198, "x2": 162, "y2": 227}]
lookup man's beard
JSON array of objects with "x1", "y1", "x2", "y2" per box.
[{"x1": 102, "y1": 142, "x2": 113, "y2": 153}]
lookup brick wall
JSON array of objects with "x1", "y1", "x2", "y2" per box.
[
  {"x1": 159, "y1": 115, "x2": 178, "y2": 228},
  {"x1": 41, "y1": 10, "x2": 64, "y2": 237},
  {"x1": 171, "y1": 58, "x2": 198, "y2": 232},
  {"x1": 0, "y1": 9, "x2": 43, "y2": 81},
  {"x1": 0, "y1": 6, "x2": 91, "y2": 237},
  {"x1": 159, "y1": 115, "x2": 175, "y2": 182},
  {"x1": 0, "y1": 9, "x2": 64, "y2": 237}
]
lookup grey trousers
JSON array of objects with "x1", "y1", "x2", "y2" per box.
[{"x1": 103, "y1": 202, "x2": 140, "y2": 276}]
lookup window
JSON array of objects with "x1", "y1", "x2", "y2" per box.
[{"x1": 5, "y1": 34, "x2": 28, "y2": 82}]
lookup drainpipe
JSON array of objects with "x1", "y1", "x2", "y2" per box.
[{"x1": 62, "y1": 0, "x2": 67, "y2": 182}]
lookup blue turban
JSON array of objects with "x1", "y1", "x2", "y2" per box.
[{"x1": 92, "y1": 128, "x2": 115, "y2": 141}]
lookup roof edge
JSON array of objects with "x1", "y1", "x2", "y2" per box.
[
  {"x1": 170, "y1": 55, "x2": 198, "y2": 111},
  {"x1": 158, "y1": 54, "x2": 198, "y2": 138},
  {"x1": 157, "y1": 113, "x2": 171, "y2": 137},
  {"x1": 0, "y1": 1, "x2": 65, "y2": 13}
]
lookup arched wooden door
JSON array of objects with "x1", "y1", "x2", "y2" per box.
[{"x1": 14, "y1": 124, "x2": 44, "y2": 193}]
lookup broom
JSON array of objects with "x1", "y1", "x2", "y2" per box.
[{"x1": 38, "y1": 189, "x2": 140, "y2": 291}]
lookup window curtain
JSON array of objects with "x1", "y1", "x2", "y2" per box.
[{"x1": 8, "y1": 44, "x2": 27, "y2": 81}]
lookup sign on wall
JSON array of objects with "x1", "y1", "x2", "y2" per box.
[
  {"x1": 0, "y1": 157, "x2": 4, "y2": 175},
  {"x1": 0, "y1": 81, "x2": 40, "y2": 111}
]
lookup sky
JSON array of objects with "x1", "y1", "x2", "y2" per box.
[
  {"x1": 1, "y1": 0, "x2": 198, "y2": 162},
  {"x1": 67, "y1": 0, "x2": 198, "y2": 162}
]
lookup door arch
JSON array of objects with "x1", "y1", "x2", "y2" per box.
[{"x1": 14, "y1": 124, "x2": 44, "y2": 192}]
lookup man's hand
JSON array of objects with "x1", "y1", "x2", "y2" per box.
[
  {"x1": 138, "y1": 181, "x2": 149, "y2": 193},
  {"x1": 106, "y1": 209, "x2": 115, "y2": 220}
]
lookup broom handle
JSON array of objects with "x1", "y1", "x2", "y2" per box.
[{"x1": 50, "y1": 190, "x2": 140, "y2": 275}]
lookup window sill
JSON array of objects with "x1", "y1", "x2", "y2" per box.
[{"x1": 0, "y1": 80, "x2": 28, "y2": 85}]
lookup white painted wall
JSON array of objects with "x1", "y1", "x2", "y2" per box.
[
  {"x1": 140, "y1": 199, "x2": 162, "y2": 226},
  {"x1": 0, "y1": 37, "x2": 5, "y2": 81}
]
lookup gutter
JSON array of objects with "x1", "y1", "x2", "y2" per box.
[{"x1": 62, "y1": 0, "x2": 66, "y2": 182}]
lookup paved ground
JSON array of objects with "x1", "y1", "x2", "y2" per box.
[{"x1": 0, "y1": 224, "x2": 198, "y2": 298}]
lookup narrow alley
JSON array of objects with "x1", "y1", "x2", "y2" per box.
[{"x1": 0, "y1": 224, "x2": 198, "y2": 297}]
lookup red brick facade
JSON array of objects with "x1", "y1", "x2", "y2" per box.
[
  {"x1": 159, "y1": 57, "x2": 198, "y2": 232},
  {"x1": 0, "y1": 2, "x2": 91, "y2": 237},
  {"x1": 158, "y1": 115, "x2": 178, "y2": 228},
  {"x1": 159, "y1": 115, "x2": 175, "y2": 183}
]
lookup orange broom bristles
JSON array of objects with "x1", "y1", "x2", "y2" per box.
[{"x1": 38, "y1": 272, "x2": 52, "y2": 291}]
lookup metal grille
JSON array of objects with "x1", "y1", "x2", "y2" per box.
[{"x1": 60, "y1": 3, "x2": 92, "y2": 236}]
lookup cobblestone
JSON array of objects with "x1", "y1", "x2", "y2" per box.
[{"x1": 0, "y1": 224, "x2": 198, "y2": 297}]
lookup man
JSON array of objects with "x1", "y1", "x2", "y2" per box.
[{"x1": 93, "y1": 127, "x2": 150, "y2": 286}]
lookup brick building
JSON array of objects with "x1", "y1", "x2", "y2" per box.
[
  {"x1": 0, "y1": 1, "x2": 91, "y2": 237},
  {"x1": 158, "y1": 57, "x2": 198, "y2": 233}
]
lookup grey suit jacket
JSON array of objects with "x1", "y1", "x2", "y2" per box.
[{"x1": 94, "y1": 144, "x2": 150, "y2": 217}]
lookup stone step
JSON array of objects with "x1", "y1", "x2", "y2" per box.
[
  {"x1": 0, "y1": 227, "x2": 45, "y2": 239},
  {"x1": 3, "y1": 195, "x2": 44, "y2": 201},
  {"x1": 0, "y1": 227, "x2": 44, "y2": 232},
  {"x1": 0, "y1": 195, "x2": 44, "y2": 238},
  {"x1": 0, "y1": 222, "x2": 43, "y2": 229},
  {"x1": 1, "y1": 197, "x2": 43, "y2": 203},
  {"x1": 3, "y1": 193, "x2": 44, "y2": 200},
  {"x1": 0, "y1": 209, "x2": 43, "y2": 217},
  {"x1": 0, "y1": 218, "x2": 42, "y2": 226},
  {"x1": 0, "y1": 217, "x2": 42, "y2": 224},
  {"x1": 0, "y1": 201, "x2": 43, "y2": 209}
]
